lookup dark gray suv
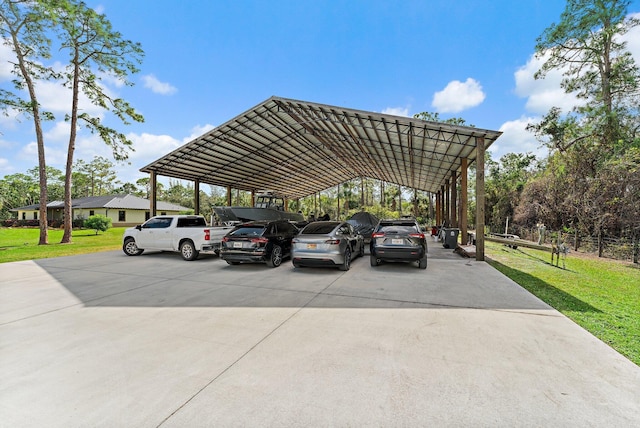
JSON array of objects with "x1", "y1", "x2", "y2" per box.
[{"x1": 370, "y1": 218, "x2": 428, "y2": 269}]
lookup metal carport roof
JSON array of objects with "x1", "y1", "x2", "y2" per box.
[{"x1": 140, "y1": 96, "x2": 502, "y2": 200}]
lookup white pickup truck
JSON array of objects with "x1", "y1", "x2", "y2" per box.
[{"x1": 122, "y1": 215, "x2": 233, "y2": 261}]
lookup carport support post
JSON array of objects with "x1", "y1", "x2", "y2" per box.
[
  {"x1": 444, "y1": 181, "x2": 450, "y2": 226},
  {"x1": 450, "y1": 171, "x2": 457, "y2": 228},
  {"x1": 475, "y1": 137, "x2": 485, "y2": 261},
  {"x1": 150, "y1": 171, "x2": 157, "y2": 217},
  {"x1": 435, "y1": 191, "x2": 440, "y2": 225},
  {"x1": 194, "y1": 180, "x2": 200, "y2": 215},
  {"x1": 337, "y1": 184, "x2": 340, "y2": 220},
  {"x1": 460, "y1": 157, "x2": 468, "y2": 245},
  {"x1": 226, "y1": 186, "x2": 232, "y2": 206}
]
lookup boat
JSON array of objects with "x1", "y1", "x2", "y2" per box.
[{"x1": 212, "y1": 191, "x2": 304, "y2": 224}]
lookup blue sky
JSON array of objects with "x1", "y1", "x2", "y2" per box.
[{"x1": 2, "y1": 0, "x2": 640, "y2": 186}]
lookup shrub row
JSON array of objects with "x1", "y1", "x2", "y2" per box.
[{"x1": 2, "y1": 219, "x2": 85, "y2": 228}]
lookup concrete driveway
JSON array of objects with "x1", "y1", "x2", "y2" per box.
[{"x1": 1, "y1": 244, "x2": 639, "y2": 427}]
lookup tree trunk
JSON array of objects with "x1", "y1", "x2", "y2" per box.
[
  {"x1": 10, "y1": 27, "x2": 49, "y2": 244},
  {"x1": 61, "y1": 54, "x2": 81, "y2": 244}
]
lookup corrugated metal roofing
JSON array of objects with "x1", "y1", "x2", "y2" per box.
[{"x1": 140, "y1": 96, "x2": 502, "y2": 199}]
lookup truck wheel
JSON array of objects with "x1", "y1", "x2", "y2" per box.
[
  {"x1": 180, "y1": 240, "x2": 199, "y2": 261},
  {"x1": 339, "y1": 247, "x2": 351, "y2": 271},
  {"x1": 123, "y1": 238, "x2": 144, "y2": 256},
  {"x1": 266, "y1": 245, "x2": 282, "y2": 268},
  {"x1": 370, "y1": 255, "x2": 380, "y2": 266}
]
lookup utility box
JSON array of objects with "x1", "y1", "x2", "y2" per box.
[{"x1": 443, "y1": 228, "x2": 460, "y2": 249}]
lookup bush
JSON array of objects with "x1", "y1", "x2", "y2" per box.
[{"x1": 84, "y1": 215, "x2": 112, "y2": 235}]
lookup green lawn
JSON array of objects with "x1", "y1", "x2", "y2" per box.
[
  {"x1": 485, "y1": 241, "x2": 640, "y2": 366},
  {"x1": 0, "y1": 227, "x2": 125, "y2": 263},
  {"x1": 1, "y1": 227, "x2": 638, "y2": 366}
]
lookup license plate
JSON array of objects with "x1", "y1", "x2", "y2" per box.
[
  {"x1": 391, "y1": 238, "x2": 403, "y2": 245},
  {"x1": 307, "y1": 244, "x2": 317, "y2": 250},
  {"x1": 233, "y1": 242, "x2": 243, "y2": 248}
]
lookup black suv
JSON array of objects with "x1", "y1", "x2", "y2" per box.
[
  {"x1": 370, "y1": 218, "x2": 428, "y2": 269},
  {"x1": 220, "y1": 220, "x2": 299, "y2": 267}
]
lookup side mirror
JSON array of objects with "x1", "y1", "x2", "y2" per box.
[{"x1": 136, "y1": 225, "x2": 142, "y2": 230}]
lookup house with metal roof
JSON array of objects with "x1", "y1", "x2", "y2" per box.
[{"x1": 12, "y1": 195, "x2": 189, "y2": 227}]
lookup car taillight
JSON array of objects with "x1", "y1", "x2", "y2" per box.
[
  {"x1": 222, "y1": 236, "x2": 230, "y2": 242},
  {"x1": 292, "y1": 238, "x2": 299, "y2": 244},
  {"x1": 325, "y1": 239, "x2": 340, "y2": 245},
  {"x1": 251, "y1": 237, "x2": 269, "y2": 244},
  {"x1": 409, "y1": 233, "x2": 425, "y2": 239},
  {"x1": 204, "y1": 229, "x2": 210, "y2": 240},
  {"x1": 372, "y1": 232, "x2": 385, "y2": 238}
]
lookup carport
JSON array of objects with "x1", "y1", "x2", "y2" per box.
[{"x1": 140, "y1": 96, "x2": 502, "y2": 260}]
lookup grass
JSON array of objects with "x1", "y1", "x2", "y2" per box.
[
  {"x1": 0, "y1": 227, "x2": 125, "y2": 264},
  {"x1": 1, "y1": 227, "x2": 638, "y2": 366},
  {"x1": 485, "y1": 241, "x2": 640, "y2": 366}
]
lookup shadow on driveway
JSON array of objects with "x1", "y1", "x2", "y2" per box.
[{"x1": 28, "y1": 246, "x2": 566, "y2": 311}]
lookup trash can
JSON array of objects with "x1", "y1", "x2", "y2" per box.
[{"x1": 443, "y1": 228, "x2": 460, "y2": 249}]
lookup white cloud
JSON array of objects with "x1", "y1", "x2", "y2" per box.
[
  {"x1": 0, "y1": 108, "x2": 22, "y2": 130},
  {"x1": 0, "y1": 157, "x2": 11, "y2": 175},
  {"x1": 33, "y1": 80, "x2": 107, "y2": 119},
  {"x1": 183, "y1": 124, "x2": 215, "y2": 143},
  {"x1": 489, "y1": 116, "x2": 548, "y2": 161},
  {"x1": 431, "y1": 78, "x2": 486, "y2": 113},
  {"x1": 44, "y1": 121, "x2": 72, "y2": 142},
  {"x1": 18, "y1": 141, "x2": 68, "y2": 167},
  {"x1": 141, "y1": 74, "x2": 177, "y2": 95},
  {"x1": 514, "y1": 52, "x2": 582, "y2": 114},
  {"x1": 622, "y1": 12, "x2": 640, "y2": 67},
  {"x1": 381, "y1": 106, "x2": 410, "y2": 117},
  {"x1": 0, "y1": 42, "x2": 15, "y2": 81}
]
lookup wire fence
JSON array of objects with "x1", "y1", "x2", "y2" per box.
[{"x1": 513, "y1": 227, "x2": 640, "y2": 264}]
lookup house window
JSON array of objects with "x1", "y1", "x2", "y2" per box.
[
  {"x1": 161, "y1": 212, "x2": 167, "y2": 216},
  {"x1": 22, "y1": 213, "x2": 26, "y2": 220},
  {"x1": 33, "y1": 212, "x2": 37, "y2": 220},
  {"x1": 145, "y1": 212, "x2": 150, "y2": 221},
  {"x1": 90, "y1": 210, "x2": 95, "y2": 216},
  {"x1": 119, "y1": 211, "x2": 126, "y2": 222}
]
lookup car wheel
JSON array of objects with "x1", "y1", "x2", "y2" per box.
[
  {"x1": 370, "y1": 254, "x2": 380, "y2": 266},
  {"x1": 266, "y1": 245, "x2": 282, "y2": 268},
  {"x1": 123, "y1": 238, "x2": 144, "y2": 256},
  {"x1": 339, "y1": 247, "x2": 351, "y2": 271},
  {"x1": 180, "y1": 240, "x2": 199, "y2": 261},
  {"x1": 418, "y1": 257, "x2": 428, "y2": 269}
]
